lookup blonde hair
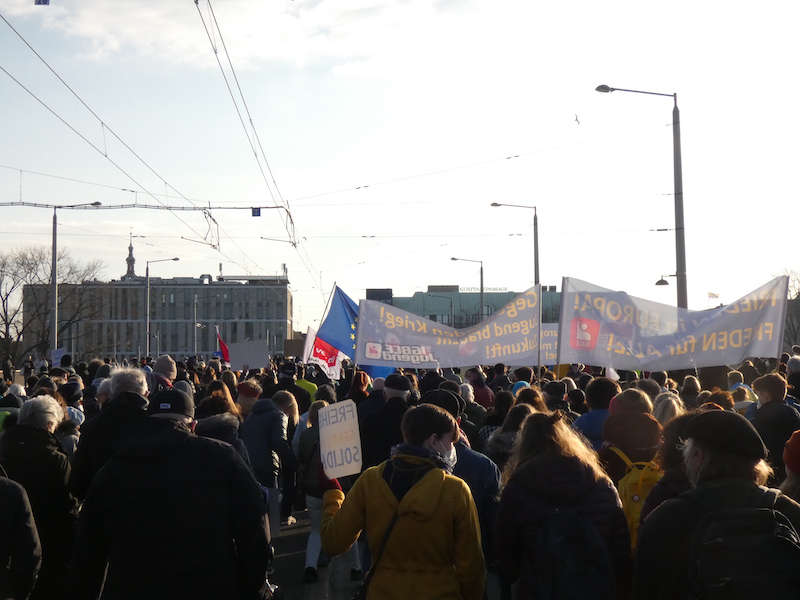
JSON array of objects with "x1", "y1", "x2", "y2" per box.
[
  {"x1": 502, "y1": 411, "x2": 607, "y2": 486},
  {"x1": 653, "y1": 392, "x2": 685, "y2": 425}
]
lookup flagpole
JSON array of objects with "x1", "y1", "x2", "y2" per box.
[
  {"x1": 555, "y1": 277, "x2": 567, "y2": 380},
  {"x1": 537, "y1": 283, "x2": 542, "y2": 383}
]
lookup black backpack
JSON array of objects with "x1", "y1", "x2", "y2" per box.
[
  {"x1": 688, "y1": 489, "x2": 800, "y2": 599},
  {"x1": 532, "y1": 508, "x2": 615, "y2": 600}
]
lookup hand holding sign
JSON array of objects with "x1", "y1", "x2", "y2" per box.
[{"x1": 318, "y1": 400, "x2": 363, "y2": 479}]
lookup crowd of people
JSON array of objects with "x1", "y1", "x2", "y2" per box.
[{"x1": 3, "y1": 349, "x2": 800, "y2": 599}]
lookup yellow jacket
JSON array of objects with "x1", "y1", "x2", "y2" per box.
[{"x1": 321, "y1": 455, "x2": 486, "y2": 600}]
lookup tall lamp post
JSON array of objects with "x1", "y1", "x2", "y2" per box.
[
  {"x1": 490, "y1": 202, "x2": 542, "y2": 376},
  {"x1": 145, "y1": 257, "x2": 179, "y2": 357},
  {"x1": 451, "y1": 257, "x2": 483, "y2": 323},
  {"x1": 595, "y1": 84, "x2": 687, "y2": 308},
  {"x1": 50, "y1": 201, "x2": 102, "y2": 360}
]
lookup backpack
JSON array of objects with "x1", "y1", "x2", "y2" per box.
[
  {"x1": 532, "y1": 507, "x2": 615, "y2": 600},
  {"x1": 688, "y1": 489, "x2": 800, "y2": 599},
  {"x1": 608, "y1": 446, "x2": 662, "y2": 549}
]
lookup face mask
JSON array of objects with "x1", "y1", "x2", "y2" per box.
[{"x1": 432, "y1": 438, "x2": 457, "y2": 472}]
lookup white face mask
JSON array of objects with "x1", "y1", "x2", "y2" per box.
[{"x1": 429, "y1": 435, "x2": 457, "y2": 470}]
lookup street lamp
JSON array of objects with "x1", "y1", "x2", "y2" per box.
[
  {"x1": 50, "y1": 201, "x2": 102, "y2": 361},
  {"x1": 491, "y1": 202, "x2": 543, "y2": 377},
  {"x1": 490, "y1": 203, "x2": 539, "y2": 285},
  {"x1": 656, "y1": 274, "x2": 676, "y2": 287},
  {"x1": 595, "y1": 84, "x2": 687, "y2": 308},
  {"x1": 145, "y1": 257, "x2": 179, "y2": 357},
  {"x1": 451, "y1": 257, "x2": 484, "y2": 323}
]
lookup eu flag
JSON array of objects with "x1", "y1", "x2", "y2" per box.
[{"x1": 317, "y1": 287, "x2": 359, "y2": 357}]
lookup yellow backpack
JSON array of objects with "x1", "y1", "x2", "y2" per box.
[{"x1": 608, "y1": 446, "x2": 662, "y2": 549}]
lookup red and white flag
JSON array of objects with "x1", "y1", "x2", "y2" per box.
[
  {"x1": 303, "y1": 327, "x2": 346, "y2": 379},
  {"x1": 215, "y1": 325, "x2": 230, "y2": 363}
]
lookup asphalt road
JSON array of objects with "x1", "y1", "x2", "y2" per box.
[{"x1": 271, "y1": 510, "x2": 362, "y2": 600}]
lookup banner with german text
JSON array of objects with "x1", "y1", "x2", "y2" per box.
[
  {"x1": 556, "y1": 277, "x2": 788, "y2": 370},
  {"x1": 354, "y1": 286, "x2": 542, "y2": 368}
]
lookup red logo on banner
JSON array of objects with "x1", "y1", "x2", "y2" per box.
[{"x1": 570, "y1": 318, "x2": 600, "y2": 350}]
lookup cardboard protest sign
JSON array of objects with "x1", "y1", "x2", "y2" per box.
[
  {"x1": 354, "y1": 286, "x2": 542, "y2": 368},
  {"x1": 557, "y1": 276, "x2": 788, "y2": 370},
  {"x1": 318, "y1": 400, "x2": 362, "y2": 479}
]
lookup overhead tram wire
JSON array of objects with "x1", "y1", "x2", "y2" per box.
[
  {"x1": 0, "y1": 10, "x2": 203, "y2": 211},
  {"x1": 194, "y1": 0, "x2": 327, "y2": 298},
  {"x1": 0, "y1": 201, "x2": 258, "y2": 274},
  {"x1": 0, "y1": 9, "x2": 275, "y2": 274},
  {"x1": 0, "y1": 63, "x2": 213, "y2": 246},
  {"x1": 205, "y1": 0, "x2": 292, "y2": 217}
]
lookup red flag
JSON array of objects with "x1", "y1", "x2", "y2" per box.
[
  {"x1": 312, "y1": 336, "x2": 338, "y2": 367},
  {"x1": 215, "y1": 326, "x2": 230, "y2": 363}
]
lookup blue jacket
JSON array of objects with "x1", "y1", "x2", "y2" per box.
[
  {"x1": 572, "y1": 409, "x2": 609, "y2": 451},
  {"x1": 453, "y1": 439, "x2": 500, "y2": 556}
]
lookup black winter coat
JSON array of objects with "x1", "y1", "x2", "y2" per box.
[
  {"x1": 634, "y1": 479, "x2": 800, "y2": 600},
  {"x1": 0, "y1": 425, "x2": 78, "y2": 600},
  {"x1": 361, "y1": 397, "x2": 408, "y2": 469},
  {"x1": 495, "y1": 454, "x2": 631, "y2": 599},
  {"x1": 71, "y1": 417, "x2": 270, "y2": 600},
  {"x1": 195, "y1": 412, "x2": 251, "y2": 466},
  {"x1": 69, "y1": 392, "x2": 149, "y2": 501},
  {"x1": 0, "y1": 470, "x2": 41, "y2": 600},
  {"x1": 240, "y1": 398, "x2": 293, "y2": 488},
  {"x1": 639, "y1": 467, "x2": 690, "y2": 523},
  {"x1": 752, "y1": 400, "x2": 800, "y2": 484}
]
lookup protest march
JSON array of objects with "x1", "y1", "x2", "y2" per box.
[
  {"x1": 4, "y1": 276, "x2": 800, "y2": 600},
  {"x1": 3, "y1": 2, "x2": 800, "y2": 599}
]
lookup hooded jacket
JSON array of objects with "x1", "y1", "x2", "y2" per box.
[
  {"x1": 70, "y1": 417, "x2": 269, "y2": 600},
  {"x1": 0, "y1": 467, "x2": 41, "y2": 600},
  {"x1": 195, "y1": 412, "x2": 251, "y2": 466},
  {"x1": 494, "y1": 454, "x2": 631, "y2": 599},
  {"x1": 239, "y1": 398, "x2": 293, "y2": 488},
  {"x1": 321, "y1": 452, "x2": 486, "y2": 600},
  {"x1": 0, "y1": 425, "x2": 78, "y2": 599},
  {"x1": 69, "y1": 391, "x2": 149, "y2": 501}
]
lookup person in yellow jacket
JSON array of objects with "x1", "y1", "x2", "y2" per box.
[{"x1": 320, "y1": 403, "x2": 486, "y2": 600}]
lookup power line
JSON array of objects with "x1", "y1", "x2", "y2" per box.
[
  {"x1": 0, "y1": 10, "x2": 203, "y2": 212},
  {"x1": 0, "y1": 61, "x2": 215, "y2": 246},
  {"x1": 194, "y1": 0, "x2": 328, "y2": 299},
  {"x1": 206, "y1": 0, "x2": 292, "y2": 217}
]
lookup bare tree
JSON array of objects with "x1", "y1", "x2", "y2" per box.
[{"x1": 0, "y1": 247, "x2": 103, "y2": 362}]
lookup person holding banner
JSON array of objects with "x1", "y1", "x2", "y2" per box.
[{"x1": 320, "y1": 403, "x2": 485, "y2": 600}]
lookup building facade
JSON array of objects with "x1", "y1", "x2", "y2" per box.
[
  {"x1": 365, "y1": 284, "x2": 560, "y2": 328},
  {"x1": 22, "y1": 242, "x2": 293, "y2": 360}
]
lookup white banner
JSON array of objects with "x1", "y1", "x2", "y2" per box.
[
  {"x1": 557, "y1": 277, "x2": 789, "y2": 370},
  {"x1": 318, "y1": 400, "x2": 363, "y2": 478},
  {"x1": 354, "y1": 287, "x2": 542, "y2": 368}
]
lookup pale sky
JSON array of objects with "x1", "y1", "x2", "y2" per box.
[{"x1": 1, "y1": 0, "x2": 798, "y2": 331}]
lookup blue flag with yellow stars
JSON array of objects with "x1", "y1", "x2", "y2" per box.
[
  {"x1": 317, "y1": 286, "x2": 359, "y2": 357},
  {"x1": 317, "y1": 286, "x2": 394, "y2": 379}
]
